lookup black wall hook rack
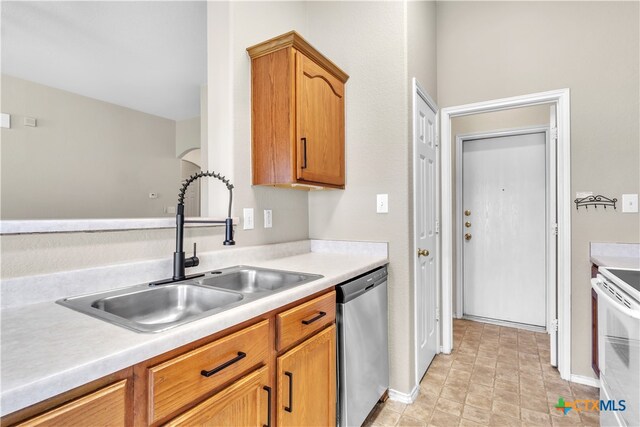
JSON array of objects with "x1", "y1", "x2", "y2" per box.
[{"x1": 574, "y1": 195, "x2": 617, "y2": 210}]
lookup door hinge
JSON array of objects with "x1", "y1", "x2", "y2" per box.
[
  {"x1": 551, "y1": 319, "x2": 558, "y2": 331},
  {"x1": 553, "y1": 223, "x2": 558, "y2": 236},
  {"x1": 550, "y1": 127, "x2": 558, "y2": 140},
  {"x1": 435, "y1": 220, "x2": 440, "y2": 234}
]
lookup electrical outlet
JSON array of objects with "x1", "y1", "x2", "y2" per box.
[
  {"x1": 622, "y1": 194, "x2": 638, "y2": 213},
  {"x1": 264, "y1": 209, "x2": 272, "y2": 228},
  {"x1": 243, "y1": 208, "x2": 254, "y2": 230},
  {"x1": 376, "y1": 194, "x2": 389, "y2": 213},
  {"x1": 164, "y1": 206, "x2": 176, "y2": 214}
]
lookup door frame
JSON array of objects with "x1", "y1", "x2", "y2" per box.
[
  {"x1": 454, "y1": 126, "x2": 554, "y2": 334},
  {"x1": 412, "y1": 78, "x2": 440, "y2": 387},
  {"x1": 440, "y1": 89, "x2": 571, "y2": 380}
]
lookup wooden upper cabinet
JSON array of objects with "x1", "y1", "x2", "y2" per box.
[{"x1": 248, "y1": 31, "x2": 349, "y2": 189}]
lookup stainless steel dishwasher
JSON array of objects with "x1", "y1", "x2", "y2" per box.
[{"x1": 337, "y1": 265, "x2": 389, "y2": 427}]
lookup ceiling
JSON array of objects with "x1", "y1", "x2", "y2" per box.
[{"x1": 1, "y1": 1, "x2": 207, "y2": 120}]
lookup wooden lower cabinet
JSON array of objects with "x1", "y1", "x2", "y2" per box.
[
  {"x1": 277, "y1": 325, "x2": 336, "y2": 427},
  {"x1": 16, "y1": 380, "x2": 128, "y2": 427},
  {"x1": 165, "y1": 366, "x2": 271, "y2": 427},
  {"x1": 4, "y1": 290, "x2": 337, "y2": 427}
]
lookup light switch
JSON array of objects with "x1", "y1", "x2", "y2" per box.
[
  {"x1": 264, "y1": 209, "x2": 272, "y2": 228},
  {"x1": 622, "y1": 194, "x2": 638, "y2": 213},
  {"x1": 376, "y1": 194, "x2": 389, "y2": 213},
  {"x1": 243, "y1": 208, "x2": 254, "y2": 230}
]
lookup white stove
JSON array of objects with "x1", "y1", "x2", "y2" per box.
[{"x1": 592, "y1": 267, "x2": 640, "y2": 427}]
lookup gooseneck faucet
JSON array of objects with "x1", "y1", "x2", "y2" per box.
[{"x1": 152, "y1": 170, "x2": 235, "y2": 286}]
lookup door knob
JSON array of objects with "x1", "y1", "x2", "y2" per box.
[
  {"x1": 417, "y1": 248, "x2": 430, "y2": 257},
  {"x1": 465, "y1": 221, "x2": 471, "y2": 228},
  {"x1": 465, "y1": 233, "x2": 472, "y2": 241},
  {"x1": 464, "y1": 210, "x2": 471, "y2": 216}
]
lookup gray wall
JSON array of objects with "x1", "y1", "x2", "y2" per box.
[
  {"x1": 437, "y1": 1, "x2": 640, "y2": 379},
  {"x1": 1, "y1": 75, "x2": 181, "y2": 219},
  {"x1": 306, "y1": 0, "x2": 438, "y2": 395}
]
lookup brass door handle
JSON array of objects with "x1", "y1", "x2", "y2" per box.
[
  {"x1": 465, "y1": 233, "x2": 472, "y2": 241},
  {"x1": 417, "y1": 249, "x2": 430, "y2": 257}
]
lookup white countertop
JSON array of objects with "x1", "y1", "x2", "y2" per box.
[
  {"x1": 0, "y1": 249, "x2": 387, "y2": 416},
  {"x1": 590, "y1": 242, "x2": 640, "y2": 270}
]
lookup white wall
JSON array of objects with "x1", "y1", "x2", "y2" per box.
[
  {"x1": 437, "y1": 1, "x2": 640, "y2": 379},
  {"x1": 175, "y1": 117, "x2": 200, "y2": 158},
  {"x1": 1, "y1": 75, "x2": 180, "y2": 219},
  {"x1": 205, "y1": 1, "x2": 310, "y2": 245},
  {"x1": 306, "y1": 1, "x2": 438, "y2": 396}
]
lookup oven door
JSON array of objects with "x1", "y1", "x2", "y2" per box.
[{"x1": 593, "y1": 279, "x2": 640, "y2": 426}]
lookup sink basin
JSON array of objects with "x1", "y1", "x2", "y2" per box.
[
  {"x1": 57, "y1": 266, "x2": 322, "y2": 333},
  {"x1": 92, "y1": 285, "x2": 243, "y2": 325},
  {"x1": 59, "y1": 284, "x2": 244, "y2": 333},
  {"x1": 198, "y1": 266, "x2": 322, "y2": 294}
]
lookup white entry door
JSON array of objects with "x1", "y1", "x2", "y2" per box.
[
  {"x1": 413, "y1": 81, "x2": 438, "y2": 382},
  {"x1": 462, "y1": 131, "x2": 547, "y2": 327}
]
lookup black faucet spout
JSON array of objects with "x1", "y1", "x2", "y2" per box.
[{"x1": 169, "y1": 170, "x2": 235, "y2": 282}]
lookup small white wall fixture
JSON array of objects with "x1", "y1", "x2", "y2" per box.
[{"x1": 440, "y1": 89, "x2": 571, "y2": 380}]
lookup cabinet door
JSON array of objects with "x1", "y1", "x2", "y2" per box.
[
  {"x1": 296, "y1": 54, "x2": 345, "y2": 187},
  {"x1": 166, "y1": 366, "x2": 271, "y2": 427},
  {"x1": 17, "y1": 380, "x2": 127, "y2": 427},
  {"x1": 277, "y1": 325, "x2": 336, "y2": 427}
]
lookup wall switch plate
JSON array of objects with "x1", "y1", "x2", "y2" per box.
[
  {"x1": 243, "y1": 208, "x2": 254, "y2": 230},
  {"x1": 376, "y1": 194, "x2": 389, "y2": 213},
  {"x1": 622, "y1": 194, "x2": 638, "y2": 213},
  {"x1": 0, "y1": 113, "x2": 10, "y2": 129},
  {"x1": 576, "y1": 191, "x2": 593, "y2": 199},
  {"x1": 264, "y1": 209, "x2": 272, "y2": 228},
  {"x1": 24, "y1": 117, "x2": 37, "y2": 127}
]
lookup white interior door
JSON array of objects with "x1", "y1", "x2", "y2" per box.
[
  {"x1": 414, "y1": 82, "x2": 438, "y2": 382},
  {"x1": 462, "y1": 131, "x2": 547, "y2": 327}
]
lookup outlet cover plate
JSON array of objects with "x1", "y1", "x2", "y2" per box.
[
  {"x1": 622, "y1": 194, "x2": 638, "y2": 213},
  {"x1": 243, "y1": 208, "x2": 254, "y2": 230}
]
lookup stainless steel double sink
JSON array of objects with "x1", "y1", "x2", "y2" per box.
[{"x1": 57, "y1": 266, "x2": 323, "y2": 333}]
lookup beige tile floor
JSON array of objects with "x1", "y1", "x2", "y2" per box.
[{"x1": 365, "y1": 319, "x2": 600, "y2": 427}]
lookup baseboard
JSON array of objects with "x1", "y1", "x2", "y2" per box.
[
  {"x1": 570, "y1": 374, "x2": 600, "y2": 388},
  {"x1": 388, "y1": 384, "x2": 420, "y2": 404}
]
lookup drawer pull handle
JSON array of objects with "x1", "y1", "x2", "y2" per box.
[
  {"x1": 301, "y1": 311, "x2": 327, "y2": 325},
  {"x1": 263, "y1": 385, "x2": 272, "y2": 427},
  {"x1": 284, "y1": 371, "x2": 293, "y2": 413},
  {"x1": 200, "y1": 351, "x2": 246, "y2": 377}
]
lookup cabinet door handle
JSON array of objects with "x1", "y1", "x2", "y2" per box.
[
  {"x1": 301, "y1": 311, "x2": 327, "y2": 325},
  {"x1": 284, "y1": 371, "x2": 293, "y2": 413},
  {"x1": 263, "y1": 385, "x2": 272, "y2": 427},
  {"x1": 301, "y1": 137, "x2": 307, "y2": 169},
  {"x1": 200, "y1": 352, "x2": 246, "y2": 377}
]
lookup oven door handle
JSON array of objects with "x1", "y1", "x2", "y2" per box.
[{"x1": 592, "y1": 279, "x2": 640, "y2": 320}]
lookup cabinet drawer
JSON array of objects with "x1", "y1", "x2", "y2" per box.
[
  {"x1": 276, "y1": 291, "x2": 335, "y2": 351},
  {"x1": 18, "y1": 380, "x2": 127, "y2": 427},
  {"x1": 165, "y1": 366, "x2": 270, "y2": 427},
  {"x1": 148, "y1": 320, "x2": 269, "y2": 424}
]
